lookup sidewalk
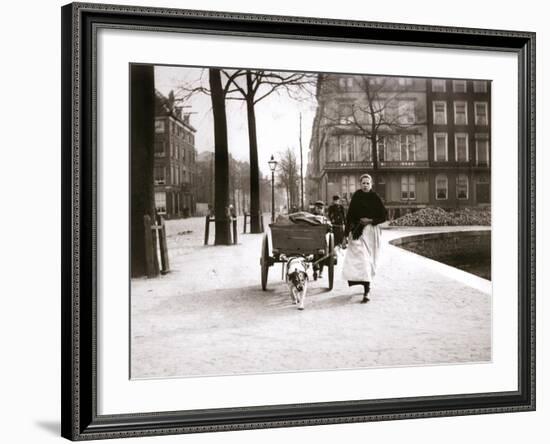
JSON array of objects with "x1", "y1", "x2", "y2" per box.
[{"x1": 131, "y1": 217, "x2": 491, "y2": 379}]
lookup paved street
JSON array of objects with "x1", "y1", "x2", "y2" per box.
[{"x1": 130, "y1": 215, "x2": 491, "y2": 379}]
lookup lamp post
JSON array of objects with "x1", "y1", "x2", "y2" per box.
[{"x1": 268, "y1": 155, "x2": 278, "y2": 223}]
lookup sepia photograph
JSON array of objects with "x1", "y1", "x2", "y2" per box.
[{"x1": 129, "y1": 63, "x2": 492, "y2": 380}]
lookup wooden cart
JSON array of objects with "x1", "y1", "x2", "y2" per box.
[{"x1": 260, "y1": 223, "x2": 336, "y2": 291}]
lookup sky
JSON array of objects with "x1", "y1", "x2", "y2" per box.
[{"x1": 154, "y1": 65, "x2": 318, "y2": 178}]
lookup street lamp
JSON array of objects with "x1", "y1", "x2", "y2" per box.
[{"x1": 268, "y1": 155, "x2": 278, "y2": 223}]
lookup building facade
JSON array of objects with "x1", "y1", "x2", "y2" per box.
[
  {"x1": 154, "y1": 91, "x2": 197, "y2": 218},
  {"x1": 426, "y1": 78, "x2": 491, "y2": 209},
  {"x1": 306, "y1": 74, "x2": 491, "y2": 218}
]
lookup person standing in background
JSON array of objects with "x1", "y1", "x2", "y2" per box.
[{"x1": 327, "y1": 195, "x2": 346, "y2": 248}]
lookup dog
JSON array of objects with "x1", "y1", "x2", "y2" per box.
[{"x1": 285, "y1": 256, "x2": 309, "y2": 310}]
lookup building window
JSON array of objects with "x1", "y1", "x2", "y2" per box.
[
  {"x1": 435, "y1": 174, "x2": 448, "y2": 200},
  {"x1": 398, "y1": 100, "x2": 415, "y2": 124},
  {"x1": 455, "y1": 133, "x2": 469, "y2": 162},
  {"x1": 400, "y1": 135, "x2": 416, "y2": 161},
  {"x1": 475, "y1": 102, "x2": 488, "y2": 125},
  {"x1": 454, "y1": 101, "x2": 468, "y2": 125},
  {"x1": 154, "y1": 141, "x2": 165, "y2": 157},
  {"x1": 377, "y1": 136, "x2": 386, "y2": 162},
  {"x1": 339, "y1": 135, "x2": 355, "y2": 161},
  {"x1": 338, "y1": 103, "x2": 354, "y2": 125},
  {"x1": 377, "y1": 177, "x2": 386, "y2": 201},
  {"x1": 433, "y1": 101, "x2": 447, "y2": 125},
  {"x1": 155, "y1": 192, "x2": 167, "y2": 214},
  {"x1": 401, "y1": 175, "x2": 416, "y2": 200},
  {"x1": 327, "y1": 136, "x2": 338, "y2": 162},
  {"x1": 456, "y1": 174, "x2": 469, "y2": 200},
  {"x1": 398, "y1": 77, "x2": 413, "y2": 87},
  {"x1": 357, "y1": 137, "x2": 372, "y2": 161},
  {"x1": 341, "y1": 176, "x2": 348, "y2": 200},
  {"x1": 154, "y1": 166, "x2": 166, "y2": 185},
  {"x1": 386, "y1": 101, "x2": 398, "y2": 122},
  {"x1": 432, "y1": 79, "x2": 446, "y2": 92},
  {"x1": 349, "y1": 175, "x2": 357, "y2": 195},
  {"x1": 473, "y1": 81, "x2": 488, "y2": 93},
  {"x1": 385, "y1": 135, "x2": 401, "y2": 161},
  {"x1": 476, "y1": 174, "x2": 491, "y2": 204},
  {"x1": 453, "y1": 80, "x2": 467, "y2": 93},
  {"x1": 475, "y1": 134, "x2": 490, "y2": 166},
  {"x1": 338, "y1": 77, "x2": 354, "y2": 91},
  {"x1": 155, "y1": 120, "x2": 165, "y2": 133},
  {"x1": 367, "y1": 100, "x2": 385, "y2": 123},
  {"x1": 341, "y1": 175, "x2": 357, "y2": 201},
  {"x1": 434, "y1": 133, "x2": 448, "y2": 161}
]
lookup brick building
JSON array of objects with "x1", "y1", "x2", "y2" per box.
[
  {"x1": 426, "y1": 78, "x2": 491, "y2": 208},
  {"x1": 306, "y1": 74, "x2": 491, "y2": 218},
  {"x1": 154, "y1": 90, "x2": 197, "y2": 218}
]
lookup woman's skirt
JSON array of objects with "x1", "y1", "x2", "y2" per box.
[{"x1": 341, "y1": 224, "x2": 381, "y2": 282}]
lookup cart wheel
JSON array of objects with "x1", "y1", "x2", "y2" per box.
[
  {"x1": 260, "y1": 233, "x2": 270, "y2": 291},
  {"x1": 327, "y1": 232, "x2": 335, "y2": 291}
]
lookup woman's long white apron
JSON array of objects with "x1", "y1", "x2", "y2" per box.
[{"x1": 341, "y1": 224, "x2": 381, "y2": 282}]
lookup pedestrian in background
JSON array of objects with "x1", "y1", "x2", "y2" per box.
[
  {"x1": 327, "y1": 195, "x2": 346, "y2": 248},
  {"x1": 342, "y1": 174, "x2": 387, "y2": 303},
  {"x1": 312, "y1": 200, "x2": 328, "y2": 279},
  {"x1": 312, "y1": 200, "x2": 328, "y2": 223}
]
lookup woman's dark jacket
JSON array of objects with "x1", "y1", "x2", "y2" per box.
[{"x1": 345, "y1": 190, "x2": 387, "y2": 239}]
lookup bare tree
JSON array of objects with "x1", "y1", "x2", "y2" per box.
[
  {"x1": 276, "y1": 147, "x2": 300, "y2": 211},
  {"x1": 209, "y1": 68, "x2": 232, "y2": 245},
  {"x1": 176, "y1": 69, "x2": 243, "y2": 244},
  {"x1": 130, "y1": 64, "x2": 159, "y2": 277},
  {"x1": 221, "y1": 69, "x2": 315, "y2": 231},
  {"x1": 317, "y1": 75, "x2": 423, "y2": 170},
  {"x1": 176, "y1": 68, "x2": 315, "y2": 229},
  {"x1": 229, "y1": 157, "x2": 251, "y2": 216}
]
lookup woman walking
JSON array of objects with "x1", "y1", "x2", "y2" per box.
[{"x1": 342, "y1": 174, "x2": 387, "y2": 303}]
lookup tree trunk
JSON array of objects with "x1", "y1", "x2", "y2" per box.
[
  {"x1": 286, "y1": 187, "x2": 292, "y2": 209},
  {"x1": 371, "y1": 133, "x2": 379, "y2": 170},
  {"x1": 209, "y1": 68, "x2": 231, "y2": 245},
  {"x1": 246, "y1": 71, "x2": 262, "y2": 233},
  {"x1": 130, "y1": 64, "x2": 159, "y2": 277}
]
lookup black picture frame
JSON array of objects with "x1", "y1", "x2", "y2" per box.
[{"x1": 61, "y1": 2, "x2": 536, "y2": 440}]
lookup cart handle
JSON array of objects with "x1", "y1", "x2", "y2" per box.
[{"x1": 311, "y1": 253, "x2": 335, "y2": 267}]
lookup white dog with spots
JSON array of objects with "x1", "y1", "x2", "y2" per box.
[{"x1": 286, "y1": 256, "x2": 309, "y2": 310}]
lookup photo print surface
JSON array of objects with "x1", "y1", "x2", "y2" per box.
[{"x1": 129, "y1": 64, "x2": 492, "y2": 380}]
